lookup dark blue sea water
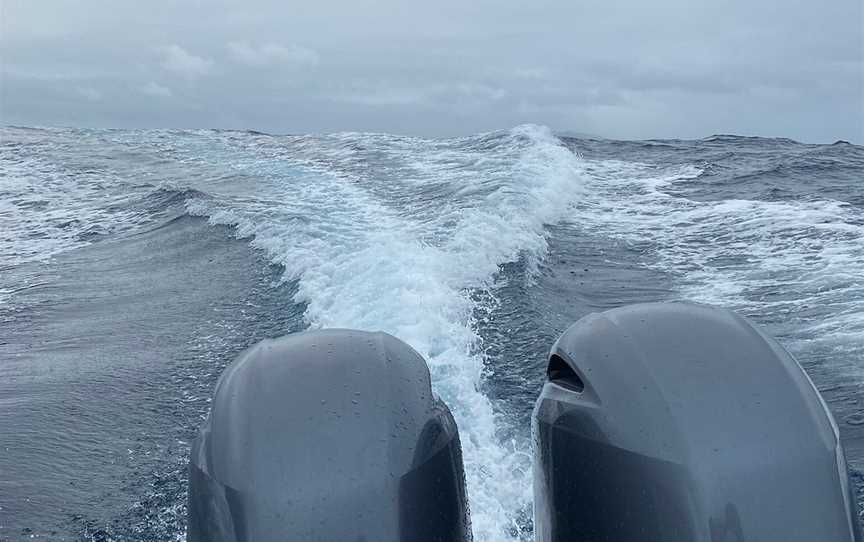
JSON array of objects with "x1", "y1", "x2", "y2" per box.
[{"x1": 1, "y1": 125, "x2": 863, "y2": 541}]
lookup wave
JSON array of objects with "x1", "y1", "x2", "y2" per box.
[
  {"x1": 702, "y1": 134, "x2": 801, "y2": 145},
  {"x1": 565, "y1": 156, "x2": 864, "y2": 377}
]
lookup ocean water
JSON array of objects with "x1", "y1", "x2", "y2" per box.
[{"x1": 1, "y1": 125, "x2": 863, "y2": 541}]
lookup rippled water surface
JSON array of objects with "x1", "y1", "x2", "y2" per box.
[{"x1": 1, "y1": 126, "x2": 863, "y2": 540}]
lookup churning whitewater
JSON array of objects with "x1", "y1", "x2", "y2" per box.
[{"x1": 1, "y1": 125, "x2": 863, "y2": 541}]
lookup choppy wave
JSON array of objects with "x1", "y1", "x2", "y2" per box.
[
  {"x1": 2, "y1": 124, "x2": 864, "y2": 541},
  {"x1": 566, "y1": 156, "x2": 864, "y2": 368}
]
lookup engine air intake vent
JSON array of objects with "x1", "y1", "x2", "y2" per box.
[{"x1": 547, "y1": 354, "x2": 584, "y2": 392}]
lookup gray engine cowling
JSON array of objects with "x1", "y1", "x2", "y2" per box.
[
  {"x1": 187, "y1": 329, "x2": 471, "y2": 542},
  {"x1": 533, "y1": 302, "x2": 861, "y2": 542}
]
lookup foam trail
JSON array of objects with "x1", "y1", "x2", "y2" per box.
[{"x1": 186, "y1": 125, "x2": 586, "y2": 540}]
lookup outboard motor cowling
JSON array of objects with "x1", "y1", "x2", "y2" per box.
[
  {"x1": 188, "y1": 329, "x2": 471, "y2": 542},
  {"x1": 533, "y1": 302, "x2": 862, "y2": 542}
]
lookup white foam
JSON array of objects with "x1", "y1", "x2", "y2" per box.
[
  {"x1": 567, "y1": 157, "x2": 864, "y2": 374},
  {"x1": 185, "y1": 124, "x2": 587, "y2": 541},
  {"x1": 0, "y1": 131, "x2": 164, "y2": 266}
]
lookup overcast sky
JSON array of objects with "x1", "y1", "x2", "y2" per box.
[{"x1": 1, "y1": 0, "x2": 862, "y2": 142}]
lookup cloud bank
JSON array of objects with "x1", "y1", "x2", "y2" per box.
[{"x1": 1, "y1": 0, "x2": 861, "y2": 142}]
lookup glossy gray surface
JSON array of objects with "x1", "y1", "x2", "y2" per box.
[
  {"x1": 533, "y1": 302, "x2": 862, "y2": 542},
  {"x1": 187, "y1": 329, "x2": 470, "y2": 541}
]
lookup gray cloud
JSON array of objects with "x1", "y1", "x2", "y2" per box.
[
  {"x1": 160, "y1": 45, "x2": 213, "y2": 79},
  {"x1": 0, "y1": 0, "x2": 861, "y2": 142},
  {"x1": 227, "y1": 42, "x2": 320, "y2": 67},
  {"x1": 75, "y1": 86, "x2": 103, "y2": 101},
  {"x1": 140, "y1": 81, "x2": 172, "y2": 97}
]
